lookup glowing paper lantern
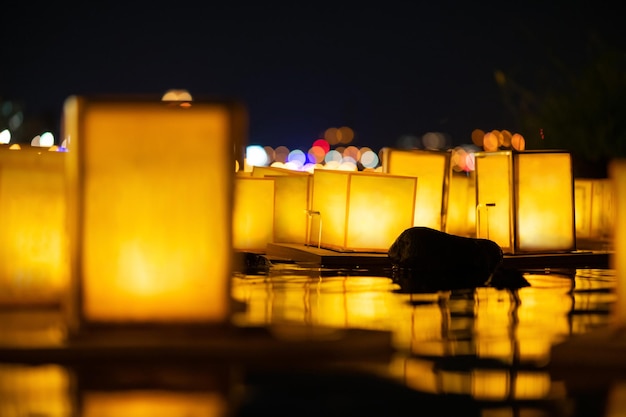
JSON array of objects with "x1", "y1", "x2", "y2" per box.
[
  {"x1": 474, "y1": 150, "x2": 575, "y2": 254},
  {"x1": 233, "y1": 177, "x2": 275, "y2": 252},
  {"x1": 308, "y1": 170, "x2": 416, "y2": 252},
  {"x1": 445, "y1": 170, "x2": 476, "y2": 237},
  {"x1": 574, "y1": 178, "x2": 615, "y2": 243},
  {"x1": 381, "y1": 148, "x2": 450, "y2": 231},
  {"x1": 0, "y1": 146, "x2": 69, "y2": 307},
  {"x1": 252, "y1": 166, "x2": 312, "y2": 244},
  {"x1": 611, "y1": 159, "x2": 626, "y2": 325},
  {"x1": 62, "y1": 95, "x2": 245, "y2": 334}
]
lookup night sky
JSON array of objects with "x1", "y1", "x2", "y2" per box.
[{"x1": 1, "y1": 2, "x2": 622, "y2": 152}]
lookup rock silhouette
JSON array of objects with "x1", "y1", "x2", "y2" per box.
[{"x1": 388, "y1": 227, "x2": 509, "y2": 291}]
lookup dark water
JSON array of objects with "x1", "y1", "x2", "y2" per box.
[{"x1": 0, "y1": 264, "x2": 618, "y2": 417}]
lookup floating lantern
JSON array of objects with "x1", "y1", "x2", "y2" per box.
[
  {"x1": 574, "y1": 178, "x2": 614, "y2": 243},
  {"x1": 62, "y1": 95, "x2": 246, "y2": 335},
  {"x1": 233, "y1": 176, "x2": 275, "y2": 252},
  {"x1": 252, "y1": 166, "x2": 312, "y2": 245},
  {"x1": 445, "y1": 170, "x2": 476, "y2": 237},
  {"x1": 473, "y1": 150, "x2": 575, "y2": 254},
  {"x1": 0, "y1": 146, "x2": 69, "y2": 307},
  {"x1": 308, "y1": 170, "x2": 416, "y2": 252},
  {"x1": 381, "y1": 148, "x2": 450, "y2": 231}
]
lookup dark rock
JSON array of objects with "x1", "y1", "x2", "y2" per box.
[{"x1": 388, "y1": 227, "x2": 504, "y2": 291}]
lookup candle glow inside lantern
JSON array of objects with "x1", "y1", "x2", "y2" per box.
[
  {"x1": 473, "y1": 150, "x2": 576, "y2": 254},
  {"x1": 252, "y1": 166, "x2": 312, "y2": 245},
  {"x1": 308, "y1": 169, "x2": 416, "y2": 252},
  {"x1": 381, "y1": 148, "x2": 450, "y2": 231},
  {"x1": 233, "y1": 176, "x2": 275, "y2": 252},
  {"x1": 62, "y1": 95, "x2": 245, "y2": 334},
  {"x1": 0, "y1": 146, "x2": 69, "y2": 307}
]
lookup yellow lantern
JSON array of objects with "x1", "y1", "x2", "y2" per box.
[
  {"x1": 251, "y1": 166, "x2": 312, "y2": 245},
  {"x1": 611, "y1": 159, "x2": 626, "y2": 325},
  {"x1": 381, "y1": 148, "x2": 450, "y2": 231},
  {"x1": 232, "y1": 176, "x2": 275, "y2": 252},
  {"x1": 308, "y1": 169, "x2": 416, "y2": 252},
  {"x1": 62, "y1": 95, "x2": 246, "y2": 335},
  {"x1": 474, "y1": 150, "x2": 575, "y2": 254},
  {"x1": 574, "y1": 178, "x2": 615, "y2": 245},
  {"x1": 445, "y1": 169, "x2": 476, "y2": 237},
  {"x1": 0, "y1": 146, "x2": 69, "y2": 307}
]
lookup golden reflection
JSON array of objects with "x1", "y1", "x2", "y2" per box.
[
  {"x1": 0, "y1": 310, "x2": 66, "y2": 347},
  {"x1": 470, "y1": 370, "x2": 508, "y2": 399},
  {"x1": 0, "y1": 364, "x2": 72, "y2": 416},
  {"x1": 82, "y1": 391, "x2": 227, "y2": 417}
]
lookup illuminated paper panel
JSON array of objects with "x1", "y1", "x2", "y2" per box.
[
  {"x1": 575, "y1": 178, "x2": 614, "y2": 242},
  {"x1": 445, "y1": 170, "x2": 476, "y2": 237},
  {"x1": 574, "y1": 179, "x2": 593, "y2": 239},
  {"x1": 381, "y1": 148, "x2": 450, "y2": 231},
  {"x1": 251, "y1": 166, "x2": 312, "y2": 244},
  {"x1": 0, "y1": 147, "x2": 69, "y2": 307},
  {"x1": 474, "y1": 150, "x2": 575, "y2": 254},
  {"x1": 310, "y1": 170, "x2": 416, "y2": 252},
  {"x1": 273, "y1": 175, "x2": 312, "y2": 244},
  {"x1": 516, "y1": 152, "x2": 575, "y2": 251},
  {"x1": 63, "y1": 96, "x2": 244, "y2": 332},
  {"x1": 233, "y1": 177, "x2": 275, "y2": 252},
  {"x1": 611, "y1": 159, "x2": 626, "y2": 324},
  {"x1": 474, "y1": 151, "x2": 514, "y2": 252}
]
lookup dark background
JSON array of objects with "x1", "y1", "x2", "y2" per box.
[{"x1": 1, "y1": 1, "x2": 622, "y2": 153}]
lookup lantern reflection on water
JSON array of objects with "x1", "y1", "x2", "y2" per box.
[{"x1": 0, "y1": 364, "x2": 72, "y2": 416}]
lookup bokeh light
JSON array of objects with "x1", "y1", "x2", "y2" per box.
[
  {"x1": 307, "y1": 145, "x2": 326, "y2": 164},
  {"x1": 325, "y1": 149, "x2": 343, "y2": 164},
  {"x1": 511, "y1": 133, "x2": 525, "y2": 151},
  {"x1": 483, "y1": 131, "x2": 499, "y2": 152},
  {"x1": 287, "y1": 149, "x2": 307, "y2": 167},
  {"x1": 360, "y1": 149, "x2": 379, "y2": 169},
  {"x1": 274, "y1": 146, "x2": 290, "y2": 163},
  {"x1": 312, "y1": 138, "x2": 330, "y2": 153},
  {"x1": 0, "y1": 129, "x2": 10, "y2": 144},
  {"x1": 422, "y1": 132, "x2": 447, "y2": 150},
  {"x1": 246, "y1": 145, "x2": 269, "y2": 167},
  {"x1": 471, "y1": 129, "x2": 485, "y2": 147}
]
